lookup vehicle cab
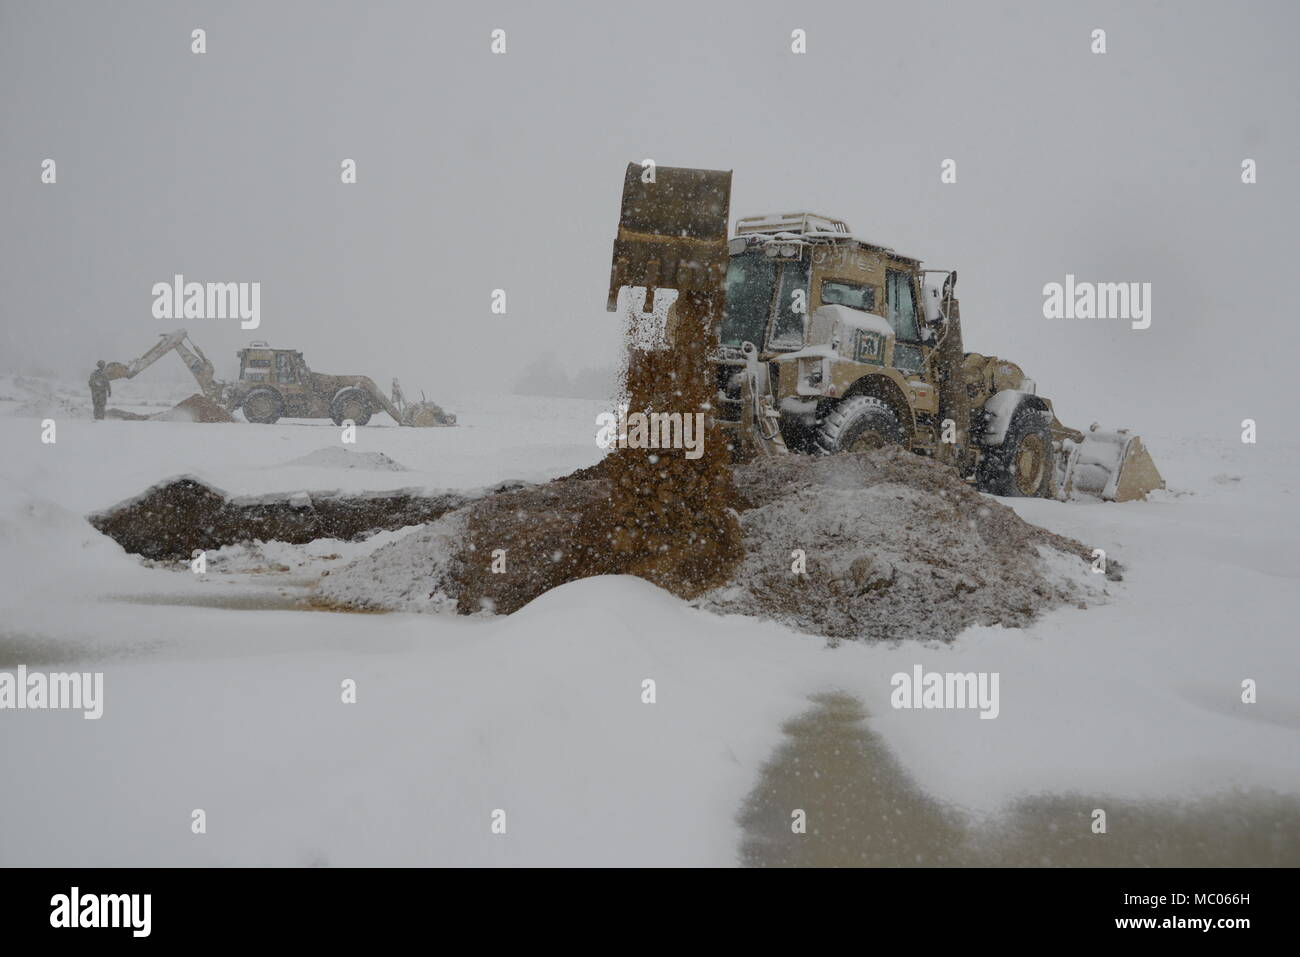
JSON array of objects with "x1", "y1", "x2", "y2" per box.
[{"x1": 714, "y1": 212, "x2": 938, "y2": 450}]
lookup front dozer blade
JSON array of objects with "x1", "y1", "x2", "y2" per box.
[
  {"x1": 1057, "y1": 427, "x2": 1165, "y2": 502},
  {"x1": 401, "y1": 403, "x2": 455, "y2": 427}
]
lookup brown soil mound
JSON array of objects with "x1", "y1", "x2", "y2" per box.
[
  {"x1": 151, "y1": 394, "x2": 234, "y2": 423},
  {"x1": 447, "y1": 288, "x2": 746, "y2": 612},
  {"x1": 455, "y1": 478, "x2": 613, "y2": 614},
  {"x1": 317, "y1": 446, "x2": 1117, "y2": 642}
]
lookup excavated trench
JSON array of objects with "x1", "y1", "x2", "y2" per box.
[{"x1": 87, "y1": 476, "x2": 523, "y2": 562}]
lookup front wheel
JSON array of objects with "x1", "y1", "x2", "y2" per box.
[
  {"x1": 330, "y1": 388, "x2": 373, "y2": 427},
  {"x1": 815, "y1": 395, "x2": 906, "y2": 454},
  {"x1": 979, "y1": 405, "x2": 1054, "y2": 497},
  {"x1": 241, "y1": 389, "x2": 282, "y2": 425}
]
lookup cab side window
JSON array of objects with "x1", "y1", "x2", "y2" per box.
[
  {"x1": 274, "y1": 354, "x2": 294, "y2": 383},
  {"x1": 886, "y1": 270, "x2": 920, "y2": 341}
]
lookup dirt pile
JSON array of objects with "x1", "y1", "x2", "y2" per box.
[
  {"x1": 88, "y1": 476, "x2": 514, "y2": 561},
  {"x1": 151, "y1": 394, "x2": 234, "y2": 422},
  {"x1": 317, "y1": 447, "x2": 1115, "y2": 641},
  {"x1": 453, "y1": 477, "x2": 614, "y2": 613},
  {"x1": 331, "y1": 169, "x2": 740, "y2": 609},
  {"x1": 700, "y1": 448, "x2": 1117, "y2": 641},
  {"x1": 315, "y1": 473, "x2": 617, "y2": 613}
]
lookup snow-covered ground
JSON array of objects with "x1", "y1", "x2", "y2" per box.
[{"x1": 0, "y1": 378, "x2": 1296, "y2": 865}]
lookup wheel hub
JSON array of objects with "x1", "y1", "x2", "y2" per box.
[
  {"x1": 849, "y1": 431, "x2": 886, "y2": 453},
  {"x1": 1015, "y1": 435, "x2": 1045, "y2": 495}
]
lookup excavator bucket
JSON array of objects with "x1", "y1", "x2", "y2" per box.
[
  {"x1": 1056, "y1": 426, "x2": 1165, "y2": 502},
  {"x1": 606, "y1": 163, "x2": 732, "y2": 313}
]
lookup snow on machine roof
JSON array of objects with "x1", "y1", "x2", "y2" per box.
[{"x1": 731, "y1": 211, "x2": 918, "y2": 262}]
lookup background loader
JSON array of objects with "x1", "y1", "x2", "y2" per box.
[
  {"x1": 611, "y1": 165, "x2": 1164, "y2": 502},
  {"x1": 97, "y1": 330, "x2": 455, "y2": 427}
]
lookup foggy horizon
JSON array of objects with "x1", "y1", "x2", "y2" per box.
[{"x1": 3, "y1": 0, "x2": 1298, "y2": 434}]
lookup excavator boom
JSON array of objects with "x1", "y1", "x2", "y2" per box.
[{"x1": 102, "y1": 329, "x2": 225, "y2": 403}]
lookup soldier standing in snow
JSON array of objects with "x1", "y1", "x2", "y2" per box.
[{"x1": 89, "y1": 360, "x2": 111, "y2": 420}]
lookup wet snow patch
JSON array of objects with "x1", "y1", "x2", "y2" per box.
[{"x1": 281, "y1": 447, "x2": 409, "y2": 471}]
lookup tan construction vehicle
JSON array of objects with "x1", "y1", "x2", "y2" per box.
[
  {"x1": 101, "y1": 330, "x2": 455, "y2": 428},
  {"x1": 229, "y1": 341, "x2": 453, "y2": 426},
  {"x1": 611, "y1": 165, "x2": 1163, "y2": 501}
]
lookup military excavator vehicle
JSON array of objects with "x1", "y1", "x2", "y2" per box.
[
  {"x1": 610, "y1": 165, "x2": 1163, "y2": 502},
  {"x1": 229, "y1": 342, "x2": 453, "y2": 427},
  {"x1": 100, "y1": 330, "x2": 456, "y2": 428}
]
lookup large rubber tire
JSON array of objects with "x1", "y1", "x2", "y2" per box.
[
  {"x1": 816, "y1": 395, "x2": 906, "y2": 454},
  {"x1": 330, "y1": 388, "x2": 373, "y2": 427},
  {"x1": 978, "y1": 405, "x2": 1054, "y2": 497},
  {"x1": 241, "y1": 389, "x2": 283, "y2": 425}
]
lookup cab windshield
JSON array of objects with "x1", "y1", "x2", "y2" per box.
[
  {"x1": 719, "y1": 253, "x2": 774, "y2": 348},
  {"x1": 719, "y1": 253, "x2": 810, "y2": 350}
]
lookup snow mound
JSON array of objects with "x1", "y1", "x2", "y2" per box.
[
  {"x1": 281, "y1": 447, "x2": 408, "y2": 471},
  {"x1": 3, "y1": 375, "x2": 90, "y2": 419},
  {"x1": 316, "y1": 510, "x2": 468, "y2": 613},
  {"x1": 701, "y1": 451, "x2": 1114, "y2": 641},
  {"x1": 0, "y1": 484, "x2": 132, "y2": 603}
]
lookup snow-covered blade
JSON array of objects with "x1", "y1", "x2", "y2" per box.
[{"x1": 1056, "y1": 426, "x2": 1165, "y2": 502}]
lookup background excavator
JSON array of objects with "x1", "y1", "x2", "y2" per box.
[
  {"x1": 99, "y1": 329, "x2": 455, "y2": 427},
  {"x1": 608, "y1": 163, "x2": 1163, "y2": 502}
]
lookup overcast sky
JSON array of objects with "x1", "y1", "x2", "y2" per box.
[{"x1": 2, "y1": 0, "x2": 1297, "y2": 433}]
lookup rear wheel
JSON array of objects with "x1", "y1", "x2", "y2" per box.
[
  {"x1": 816, "y1": 395, "x2": 906, "y2": 454},
  {"x1": 979, "y1": 405, "x2": 1054, "y2": 497},
  {"x1": 241, "y1": 389, "x2": 282, "y2": 425},
  {"x1": 330, "y1": 388, "x2": 373, "y2": 427}
]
